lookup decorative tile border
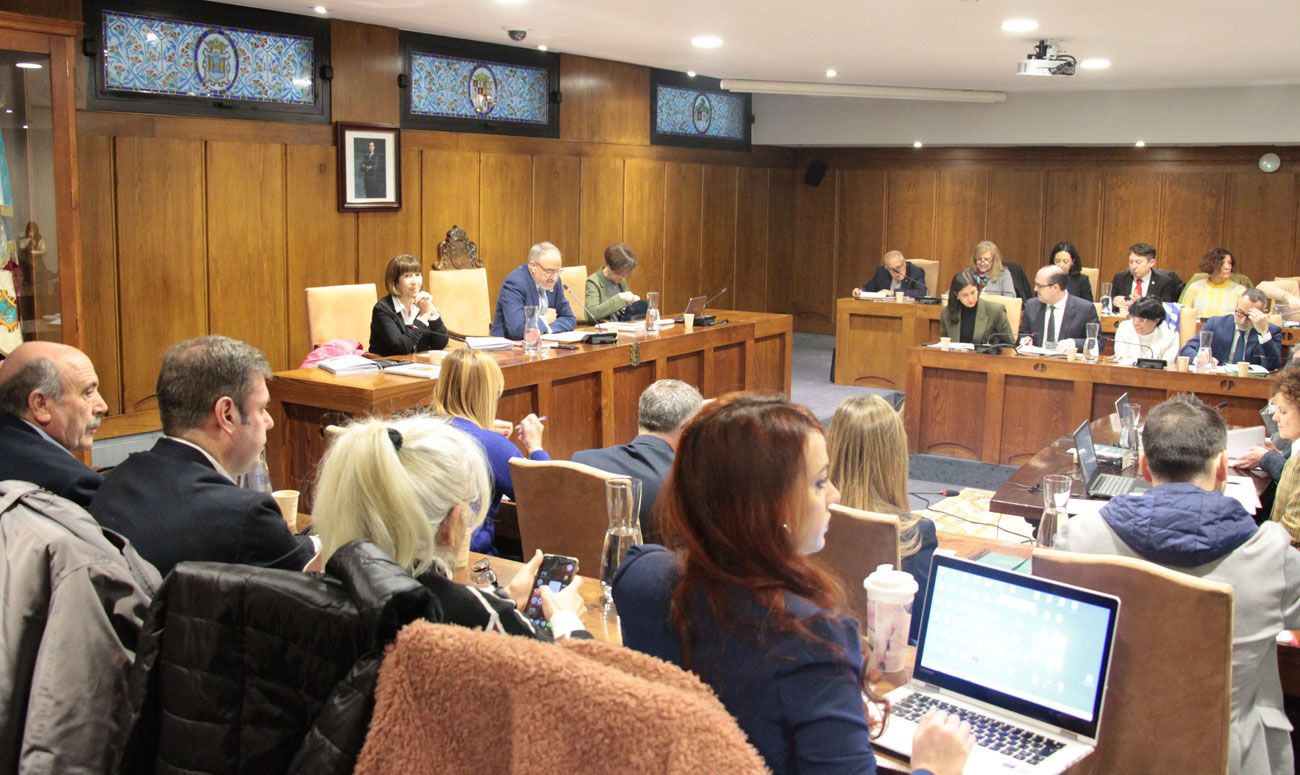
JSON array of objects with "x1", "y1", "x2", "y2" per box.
[
  {"x1": 410, "y1": 52, "x2": 549, "y2": 125},
  {"x1": 655, "y1": 85, "x2": 746, "y2": 140}
]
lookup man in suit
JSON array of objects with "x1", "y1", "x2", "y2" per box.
[
  {"x1": 571, "y1": 379, "x2": 702, "y2": 541},
  {"x1": 852, "y1": 250, "x2": 928, "y2": 299},
  {"x1": 1178, "y1": 288, "x2": 1281, "y2": 371},
  {"x1": 0, "y1": 341, "x2": 107, "y2": 507},
  {"x1": 490, "y1": 241, "x2": 578, "y2": 339},
  {"x1": 1057, "y1": 394, "x2": 1300, "y2": 774},
  {"x1": 1112, "y1": 242, "x2": 1184, "y2": 308},
  {"x1": 1018, "y1": 266, "x2": 1101, "y2": 350},
  {"x1": 91, "y1": 335, "x2": 316, "y2": 577}
]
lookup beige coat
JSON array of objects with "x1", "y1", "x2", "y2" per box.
[{"x1": 0, "y1": 480, "x2": 160, "y2": 773}]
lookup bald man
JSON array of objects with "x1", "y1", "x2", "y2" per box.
[{"x1": 0, "y1": 341, "x2": 108, "y2": 506}]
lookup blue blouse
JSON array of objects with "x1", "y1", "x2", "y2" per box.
[{"x1": 448, "y1": 416, "x2": 549, "y2": 553}]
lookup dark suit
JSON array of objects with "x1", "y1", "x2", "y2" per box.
[
  {"x1": 91, "y1": 438, "x2": 315, "y2": 578},
  {"x1": 571, "y1": 434, "x2": 674, "y2": 542},
  {"x1": 939, "y1": 299, "x2": 1013, "y2": 346},
  {"x1": 1004, "y1": 262, "x2": 1033, "y2": 301},
  {"x1": 369, "y1": 297, "x2": 450, "y2": 356},
  {"x1": 1018, "y1": 294, "x2": 1100, "y2": 348},
  {"x1": 0, "y1": 414, "x2": 102, "y2": 507},
  {"x1": 1110, "y1": 268, "x2": 1184, "y2": 303},
  {"x1": 859, "y1": 262, "x2": 928, "y2": 298},
  {"x1": 1178, "y1": 314, "x2": 1282, "y2": 371},
  {"x1": 1065, "y1": 273, "x2": 1094, "y2": 302},
  {"x1": 490, "y1": 263, "x2": 577, "y2": 339}
]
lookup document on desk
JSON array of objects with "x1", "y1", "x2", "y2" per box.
[
  {"x1": 926, "y1": 341, "x2": 975, "y2": 351},
  {"x1": 464, "y1": 336, "x2": 515, "y2": 350},
  {"x1": 1016, "y1": 345, "x2": 1067, "y2": 357},
  {"x1": 540, "y1": 330, "x2": 588, "y2": 343},
  {"x1": 1225, "y1": 475, "x2": 1262, "y2": 513},
  {"x1": 385, "y1": 363, "x2": 441, "y2": 379}
]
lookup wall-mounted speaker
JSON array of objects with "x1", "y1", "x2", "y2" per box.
[{"x1": 804, "y1": 160, "x2": 828, "y2": 186}]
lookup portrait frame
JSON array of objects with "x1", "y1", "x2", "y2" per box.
[{"x1": 336, "y1": 122, "x2": 401, "y2": 212}]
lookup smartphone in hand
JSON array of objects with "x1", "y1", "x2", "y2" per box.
[{"x1": 522, "y1": 554, "x2": 579, "y2": 630}]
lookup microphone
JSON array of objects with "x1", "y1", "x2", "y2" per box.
[
  {"x1": 560, "y1": 277, "x2": 600, "y2": 325},
  {"x1": 702, "y1": 286, "x2": 729, "y2": 309},
  {"x1": 975, "y1": 332, "x2": 1019, "y2": 353},
  {"x1": 441, "y1": 331, "x2": 478, "y2": 349}
]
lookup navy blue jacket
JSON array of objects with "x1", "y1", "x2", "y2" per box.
[
  {"x1": 613, "y1": 545, "x2": 879, "y2": 774},
  {"x1": 860, "y1": 262, "x2": 928, "y2": 298},
  {"x1": 571, "y1": 434, "x2": 673, "y2": 542},
  {"x1": 903, "y1": 517, "x2": 938, "y2": 643},
  {"x1": 1097, "y1": 483, "x2": 1257, "y2": 567},
  {"x1": 490, "y1": 263, "x2": 577, "y2": 339},
  {"x1": 1178, "y1": 314, "x2": 1282, "y2": 371},
  {"x1": 0, "y1": 414, "x2": 102, "y2": 508},
  {"x1": 449, "y1": 416, "x2": 549, "y2": 553}
]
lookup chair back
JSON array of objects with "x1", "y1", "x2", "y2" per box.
[
  {"x1": 981, "y1": 293, "x2": 1022, "y2": 334},
  {"x1": 1032, "y1": 548, "x2": 1232, "y2": 775},
  {"x1": 306, "y1": 283, "x2": 378, "y2": 348},
  {"x1": 428, "y1": 267, "x2": 490, "y2": 337},
  {"x1": 818, "y1": 505, "x2": 901, "y2": 622},
  {"x1": 560, "y1": 265, "x2": 589, "y2": 321},
  {"x1": 1177, "y1": 304, "x2": 1198, "y2": 347},
  {"x1": 1081, "y1": 267, "x2": 1099, "y2": 298},
  {"x1": 910, "y1": 258, "x2": 939, "y2": 296},
  {"x1": 510, "y1": 458, "x2": 622, "y2": 574}
]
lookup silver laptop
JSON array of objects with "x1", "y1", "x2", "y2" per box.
[
  {"x1": 876, "y1": 556, "x2": 1120, "y2": 774},
  {"x1": 681, "y1": 294, "x2": 708, "y2": 317},
  {"x1": 1074, "y1": 421, "x2": 1149, "y2": 498}
]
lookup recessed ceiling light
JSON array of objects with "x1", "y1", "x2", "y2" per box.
[
  {"x1": 1080, "y1": 58, "x2": 1111, "y2": 70},
  {"x1": 311, "y1": 5, "x2": 328, "y2": 14},
  {"x1": 913, "y1": 140, "x2": 924, "y2": 149},
  {"x1": 686, "y1": 70, "x2": 696, "y2": 77},
  {"x1": 536, "y1": 44, "x2": 547, "y2": 51},
  {"x1": 1000, "y1": 19, "x2": 1038, "y2": 33},
  {"x1": 691, "y1": 35, "x2": 723, "y2": 49},
  {"x1": 825, "y1": 69, "x2": 837, "y2": 78},
  {"x1": 15, "y1": 63, "x2": 41, "y2": 70},
  {"x1": 1135, "y1": 140, "x2": 1146, "y2": 148}
]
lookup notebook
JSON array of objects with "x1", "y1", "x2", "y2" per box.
[
  {"x1": 1074, "y1": 421, "x2": 1149, "y2": 499},
  {"x1": 875, "y1": 555, "x2": 1120, "y2": 774}
]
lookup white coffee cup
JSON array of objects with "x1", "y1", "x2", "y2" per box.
[
  {"x1": 272, "y1": 489, "x2": 299, "y2": 532},
  {"x1": 683, "y1": 312, "x2": 695, "y2": 332},
  {"x1": 938, "y1": 337, "x2": 951, "y2": 351},
  {"x1": 863, "y1": 563, "x2": 919, "y2": 674}
]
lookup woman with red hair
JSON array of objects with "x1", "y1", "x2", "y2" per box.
[{"x1": 613, "y1": 393, "x2": 972, "y2": 774}]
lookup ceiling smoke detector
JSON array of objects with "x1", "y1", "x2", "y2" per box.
[{"x1": 1017, "y1": 40, "x2": 1076, "y2": 77}]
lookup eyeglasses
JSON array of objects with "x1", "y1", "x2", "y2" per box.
[
  {"x1": 471, "y1": 557, "x2": 498, "y2": 587},
  {"x1": 529, "y1": 262, "x2": 561, "y2": 278}
]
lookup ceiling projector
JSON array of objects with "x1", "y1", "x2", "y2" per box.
[{"x1": 1017, "y1": 40, "x2": 1076, "y2": 77}]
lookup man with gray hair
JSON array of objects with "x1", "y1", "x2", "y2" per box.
[
  {"x1": 490, "y1": 241, "x2": 577, "y2": 339},
  {"x1": 0, "y1": 341, "x2": 108, "y2": 506},
  {"x1": 1178, "y1": 287, "x2": 1282, "y2": 371},
  {"x1": 852, "y1": 249, "x2": 928, "y2": 299},
  {"x1": 571, "y1": 379, "x2": 703, "y2": 540},
  {"x1": 91, "y1": 335, "x2": 315, "y2": 577}
]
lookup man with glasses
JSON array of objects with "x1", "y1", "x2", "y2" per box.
[
  {"x1": 1017, "y1": 265, "x2": 1100, "y2": 351},
  {"x1": 1178, "y1": 288, "x2": 1281, "y2": 371},
  {"x1": 1111, "y1": 242, "x2": 1184, "y2": 310},
  {"x1": 491, "y1": 241, "x2": 578, "y2": 339},
  {"x1": 851, "y1": 249, "x2": 928, "y2": 299}
]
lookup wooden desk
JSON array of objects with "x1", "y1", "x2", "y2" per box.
[
  {"x1": 904, "y1": 346, "x2": 1272, "y2": 465},
  {"x1": 267, "y1": 311, "x2": 792, "y2": 509},
  {"x1": 455, "y1": 552, "x2": 622, "y2": 644},
  {"x1": 834, "y1": 298, "x2": 942, "y2": 389}
]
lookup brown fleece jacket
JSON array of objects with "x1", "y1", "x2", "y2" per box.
[{"x1": 356, "y1": 620, "x2": 768, "y2": 773}]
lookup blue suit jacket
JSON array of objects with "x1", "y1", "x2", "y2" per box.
[
  {"x1": 1178, "y1": 314, "x2": 1281, "y2": 371},
  {"x1": 571, "y1": 434, "x2": 674, "y2": 541},
  {"x1": 490, "y1": 263, "x2": 577, "y2": 339},
  {"x1": 0, "y1": 414, "x2": 102, "y2": 507},
  {"x1": 859, "y1": 262, "x2": 928, "y2": 298}
]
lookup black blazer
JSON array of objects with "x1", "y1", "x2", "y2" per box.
[
  {"x1": 1003, "y1": 262, "x2": 1033, "y2": 301},
  {"x1": 91, "y1": 438, "x2": 315, "y2": 578},
  {"x1": 1110, "y1": 268, "x2": 1184, "y2": 303},
  {"x1": 859, "y1": 262, "x2": 928, "y2": 298},
  {"x1": 571, "y1": 434, "x2": 674, "y2": 542},
  {"x1": 369, "y1": 297, "x2": 450, "y2": 356},
  {"x1": 1018, "y1": 294, "x2": 1101, "y2": 348},
  {"x1": 1065, "y1": 273, "x2": 1094, "y2": 302},
  {"x1": 0, "y1": 414, "x2": 102, "y2": 507}
]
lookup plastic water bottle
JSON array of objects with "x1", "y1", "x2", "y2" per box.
[{"x1": 645, "y1": 291, "x2": 661, "y2": 335}]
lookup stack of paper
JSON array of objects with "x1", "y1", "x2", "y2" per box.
[
  {"x1": 596, "y1": 320, "x2": 677, "y2": 333},
  {"x1": 385, "y1": 363, "x2": 441, "y2": 379},
  {"x1": 926, "y1": 341, "x2": 975, "y2": 351},
  {"x1": 464, "y1": 336, "x2": 515, "y2": 350},
  {"x1": 541, "y1": 330, "x2": 588, "y2": 343},
  {"x1": 317, "y1": 354, "x2": 383, "y2": 375}
]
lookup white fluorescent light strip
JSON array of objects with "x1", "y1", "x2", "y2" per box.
[{"x1": 720, "y1": 79, "x2": 1006, "y2": 104}]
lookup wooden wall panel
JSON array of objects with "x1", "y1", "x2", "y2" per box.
[
  {"x1": 734, "y1": 167, "x2": 770, "y2": 311},
  {"x1": 623, "y1": 159, "x2": 665, "y2": 297},
  {"x1": 422, "y1": 150, "x2": 480, "y2": 258},
  {"x1": 767, "y1": 168, "x2": 796, "y2": 315},
  {"x1": 358, "y1": 148, "x2": 422, "y2": 295},
  {"x1": 559, "y1": 55, "x2": 650, "y2": 146},
  {"x1": 884, "y1": 169, "x2": 936, "y2": 261},
  {"x1": 206, "y1": 141, "x2": 289, "y2": 370},
  {"x1": 286, "y1": 145, "x2": 357, "y2": 361},
  {"x1": 115, "y1": 137, "x2": 207, "y2": 412},
  {"x1": 1159, "y1": 173, "x2": 1226, "y2": 279},
  {"x1": 836, "y1": 170, "x2": 886, "y2": 300},
  {"x1": 329, "y1": 21, "x2": 400, "y2": 124},
  {"x1": 792, "y1": 172, "x2": 837, "y2": 333},
  {"x1": 663, "y1": 162, "x2": 702, "y2": 313},
  {"x1": 478, "y1": 153, "x2": 534, "y2": 303},
  {"x1": 1225, "y1": 172, "x2": 1297, "y2": 280},
  {"x1": 1042, "y1": 171, "x2": 1103, "y2": 274},
  {"x1": 78, "y1": 134, "x2": 122, "y2": 416},
  {"x1": 700, "y1": 165, "x2": 738, "y2": 302},
  {"x1": 933, "y1": 168, "x2": 988, "y2": 290},
  {"x1": 532, "y1": 155, "x2": 581, "y2": 261},
  {"x1": 985, "y1": 170, "x2": 1044, "y2": 270},
  {"x1": 1099, "y1": 172, "x2": 1162, "y2": 280},
  {"x1": 578, "y1": 156, "x2": 624, "y2": 273}
]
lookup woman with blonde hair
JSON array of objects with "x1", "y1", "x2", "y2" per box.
[
  {"x1": 312, "y1": 415, "x2": 585, "y2": 637},
  {"x1": 827, "y1": 394, "x2": 938, "y2": 642},
  {"x1": 969, "y1": 240, "x2": 1016, "y2": 298},
  {"x1": 433, "y1": 348, "x2": 548, "y2": 553}
]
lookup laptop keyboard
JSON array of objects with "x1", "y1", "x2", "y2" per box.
[
  {"x1": 1092, "y1": 473, "x2": 1134, "y2": 497},
  {"x1": 894, "y1": 694, "x2": 1065, "y2": 765}
]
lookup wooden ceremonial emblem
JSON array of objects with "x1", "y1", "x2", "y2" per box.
[{"x1": 435, "y1": 225, "x2": 483, "y2": 270}]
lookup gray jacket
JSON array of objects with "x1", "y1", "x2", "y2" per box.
[{"x1": 0, "y1": 480, "x2": 160, "y2": 773}]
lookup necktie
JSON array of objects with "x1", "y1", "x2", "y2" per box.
[
  {"x1": 1045, "y1": 305, "x2": 1057, "y2": 345},
  {"x1": 1232, "y1": 330, "x2": 1248, "y2": 363},
  {"x1": 1134, "y1": 276, "x2": 1144, "y2": 297}
]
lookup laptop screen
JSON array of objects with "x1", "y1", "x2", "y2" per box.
[
  {"x1": 1073, "y1": 421, "x2": 1100, "y2": 486},
  {"x1": 913, "y1": 555, "x2": 1120, "y2": 739},
  {"x1": 683, "y1": 295, "x2": 708, "y2": 316}
]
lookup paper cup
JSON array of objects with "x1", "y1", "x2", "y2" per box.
[
  {"x1": 894, "y1": 290, "x2": 905, "y2": 302},
  {"x1": 1237, "y1": 361, "x2": 1250, "y2": 377},
  {"x1": 939, "y1": 336, "x2": 950, "y2": 351},
  {"x1": 272, "y1": 489, "x2": 299, "y2": 532},
  {"x1": 1176, "y1": 355, "x2": 1190, "y2": 372},
  {"x1": 683, "y1": 312, "x2": 695, "y2": 332}
]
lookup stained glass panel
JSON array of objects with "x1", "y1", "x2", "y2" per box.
[
  {"x1": 409, "y1": 52, "x2": 549, "y2": 125},
  {"x1": 655, "y1": 85, "x2": 746, "y2": 140}
]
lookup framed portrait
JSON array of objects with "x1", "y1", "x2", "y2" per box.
[{"x1": 336, "y1": 122, "x2": 401, "y2": 211}]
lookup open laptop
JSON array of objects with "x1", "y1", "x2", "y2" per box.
[
  {"x1": 1074, "y1": 421, "x2": 1150, "y2": 498},
  {"x1": 876, "y1": 555, "x2": 1120, "y2": 774},
  {"x1": 680, "y1": 294, "x2": 709, "y2": 318}
]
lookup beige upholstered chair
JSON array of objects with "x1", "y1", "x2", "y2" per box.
[
  {"x1": 981, "y1": 293, "x2": 1022, "y2": 334},
  {"x1": 1081, "y1": 267, "x2": 1099, "y2": 298},
  {"x1": 1177, "y1": 304, "x2": 1198, "y2": 347},
  {"x1": 1259, "y1": 277, "x2": 1300, "y2": 318},
  {"x1": 428, "y1": 268, "x2": 491, "y2": 337},
  {"x1": 1032, "y1": 548, "x2": 1233, "y2": 775},
  {"x1": 909, "y1": 259, "x2": 939, "y2": 296},
  {"x1": 560, "y1": 265, "x2": 589, "y2": 321},
  {"x1": 305, "y1": 283, "x2": 378, "y2": 348},
  {"x1": 510, "y1": 458, "x2": 623, "y2": 575},
  {"x1": 817, "y1": 505, "x2": 902, "y2": 623}
]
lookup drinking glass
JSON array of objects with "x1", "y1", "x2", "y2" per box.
[
  {"x1": 600, "y1": 478, "x2": 643, "y2": 603},
  {"x1": 1100, "y1": 281, "x2": 1114, "y2": 315},
  {"x1": 1196, "y1": 329, "x2": 1214, "y2": 372},
  {"x1": 1038, "y1": 474, "x2": 1073, "y2": 547},
  {"x1": 645, "y1": 292, "x2": 661, "y2": 334},
  {"x1": 1082, "y1": 321, "x2": 1101, "y2": 363},
  {"x1": 523, "y1": 305, "x2": 541, "y2": 354}
]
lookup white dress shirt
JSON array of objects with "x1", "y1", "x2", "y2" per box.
[
  {"x1": 1041, "y1": 295, "x2": 1070, "y2": 345},
  {"x1": 1114, "y1": 320, "x2": 1180, "y2": 364}
]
